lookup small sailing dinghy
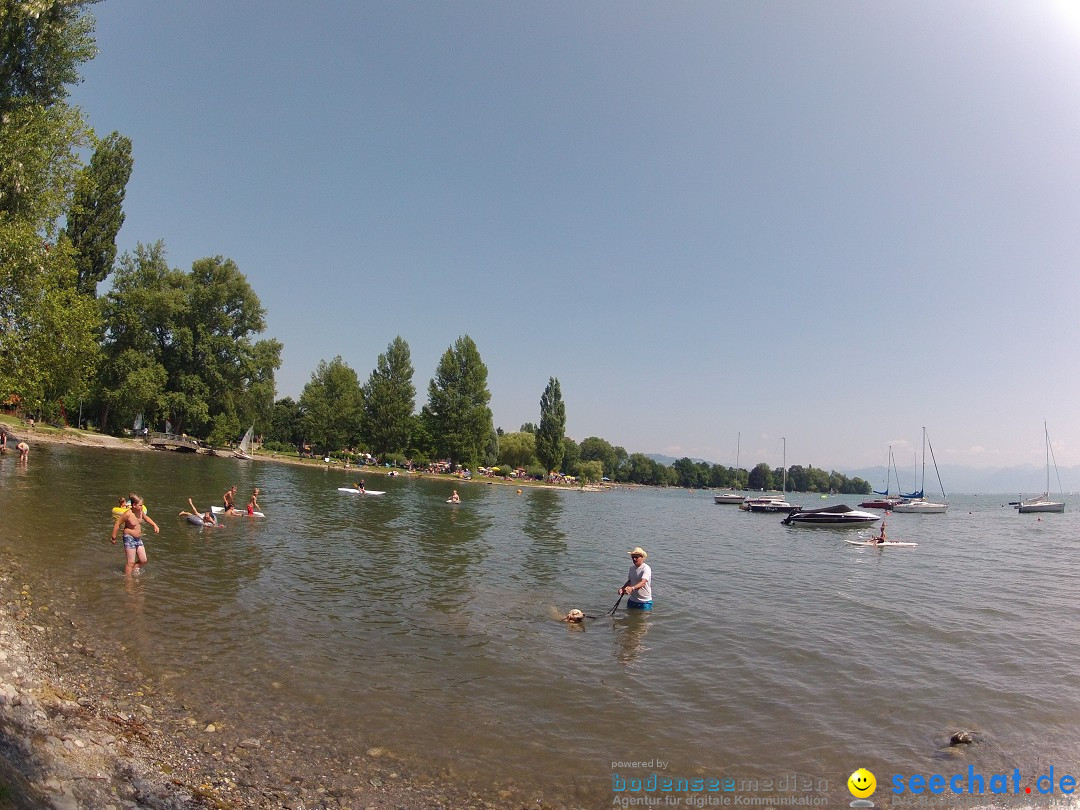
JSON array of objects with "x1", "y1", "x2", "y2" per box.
[{"x1": 233, "y1": 425, "x2": 255, "y2": 460}]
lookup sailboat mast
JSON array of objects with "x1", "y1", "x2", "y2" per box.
[
  {"x1": 920, "y1": 427, "x2": 927, "y2": 495},
  {"x1": 736, "y1": 432, "x2": 741, "y2": 491},
  {"x1": 782, "y1": 437, "x2": 787, "y2": 495},
  {"x1": 1045, "y1": 421, "x2": 1051, "y2": 494}
]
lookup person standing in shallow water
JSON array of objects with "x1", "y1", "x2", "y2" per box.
[
  {"x1": 619, "y1": 547, "x2": 653, "y2": 610},
  {"x1": 111, "y1": 494, "x2": 159, "y2": 575}
]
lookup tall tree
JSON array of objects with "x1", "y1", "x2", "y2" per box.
[
  {"x1": 422, "y1": 334, "x2": 493, "y2": 468},
  {"x1": 536, "y1": 377, "x2": 566, "y2": 474},
  {"x1": 0, "y1": 1, "x2": 104, "y2": 418},
  {"x1": 299, "y1": 357, "x2": 363, "y2": 454},
  {"x1": 0, "y1": 0, "x2": 100, "y2": 116},
  {"x1": 64, "y1": 130, "x2": 133, "y2": 295},
  {"x1": 96, "y1": 242, "x2": 279, "y2": 435},
  {"x1": 0, "y1": 231, "x2": 100, "y2": 418},
  {"x1": 361, "y1": 336, "x2": 416, "y2": 456}
]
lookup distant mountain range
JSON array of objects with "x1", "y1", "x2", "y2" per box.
[{"x1": 646, "y1": 455, "x2": 1078, "y2": 495}]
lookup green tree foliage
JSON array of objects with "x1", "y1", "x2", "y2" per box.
[
  {"x1": 497, "y1": 431, "x2": 538, "y2": 470},
  {"x1": 422, "y1": 334, "x2": 493, "y2": 468},
  {"x1": 577, "y1": 459, "x2": 604, "y2": 484},
  {"x1": 579, "y1": 436, "x2": 627, "y2": 480},
  {"x1": 0, "y1": 229, "x2": 100, "y2": 416},
  {"x1": 0, "y1": 0, "x2": 99, "y2": 116},
  {"x1": 625, "y1": 453, "x2": 661, "y2": 484},
  {"x1": 519, "y1": 422, "x2": 537, "y2": 434},
  {"x1": 747, "y1": 462, "x2": 774, "y2": 491},
  {"x1": 536, "y1": 376, "x2": 566, "y2": 474},
  {"x1": 0, "y1": 0, "x2": 97, "y2": 227},
  {"x1": 268, "y1": 396, "x2": 303, "y2": 447},
  {"x1": 361, "y1": 336, "x2": 416, "y2": 457},
  {"x1": 559, "y1": 436, "x2": 580, "y2": 476},
  {"x1": 96, "y1": 242, "x2": 280, "y2": 435},
  {"x1": 299, "y1": 356, "x2": 363, "y2": 454},
  {"x1": 63, "y1": 130, "x2": 133, "y2": 295}
]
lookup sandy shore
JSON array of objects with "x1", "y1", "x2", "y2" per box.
[{"x1": 0, "y1": 423, "x2": 586, "y2": 809}]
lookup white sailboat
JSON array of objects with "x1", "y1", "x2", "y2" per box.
[
  {"x1": 1017, "y1": 423, "x2": 1065, "y2": 513},
  {"x1": 891, "y1": 427, "x2": 947, "y2": 513},
  {"x1": 233, "y1": 425, "x2": 255, "y2": 460},
  {"x1": 714, "y1": 432, "x2": 746, "y2": 504}
]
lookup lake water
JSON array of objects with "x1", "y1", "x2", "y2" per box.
[{"x1": 2, "y1": 444, "x2": 1079, "y2": 808}]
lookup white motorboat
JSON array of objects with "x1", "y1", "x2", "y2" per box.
[{"x1": 782, "y1": 504, "x2": 880, "y2": 526}]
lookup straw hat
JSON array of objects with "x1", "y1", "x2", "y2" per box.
[
  {"x1": 628, "y1": 547, "x2": 648, "y2": 559},
  {"x1": 567, "y1": 609, "x2": 584, "y2": 621}
]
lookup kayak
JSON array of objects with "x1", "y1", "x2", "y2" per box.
[
  {"x1": 211, "y1": 506, "x2": 265, "y2": 517},
  {"x1": 845, "y1": 539, "x2": 918, "y2": 547},
  {"x1": 337, "y1": 487, "x2": 385, "y2": 495}
]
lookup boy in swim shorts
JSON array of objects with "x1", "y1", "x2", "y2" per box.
[{"x1": 110, "y1": 494, "x2": 160, "y2": 575}]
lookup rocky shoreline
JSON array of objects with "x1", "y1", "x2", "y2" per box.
[{"x1": 0, "y1": 552, "x2": 562, "y2": 809}]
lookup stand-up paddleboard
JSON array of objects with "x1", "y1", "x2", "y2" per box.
[
  {"x1": 211, "y1": 506, "x2": 265, "y2": 517},
  {"x1": 337, "y1": 487, "x2": 385, "y2": 495},
  {"x1": 845, "y1": 539, "x2": 918, "y2": 547}
]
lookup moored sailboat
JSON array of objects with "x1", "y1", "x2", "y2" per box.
[
  {"x1": 714, "y1": 433, "x2": 746, "y2": 504},
  {"x1": 891, "y1": 428, "x2": 947, "y2": 513},
  {"x1": 1017, "y1": 423, "x2": 1065, "y2": 513}
]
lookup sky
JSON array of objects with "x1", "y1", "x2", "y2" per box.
[{"x1": 68, "y1": 0, "x2": 1080, "y2": 471}]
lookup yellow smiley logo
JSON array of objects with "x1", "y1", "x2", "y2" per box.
[{"x1": 848, "y1": 768, "x2": 876, "y2": 798}]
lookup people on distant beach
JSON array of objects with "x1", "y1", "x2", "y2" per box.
[
  {"x1": 619, "y1": 547, "x2": 653, "y2": 611},
  {"x1": 179, "y1": 498, "x2": 218, "y2": 526},
  {"x1": 223, "y1": 485, "x2": 238, "y2": 512},
  {"x1": 110, "y1": 493, "x2": 159, "y2": 575},
  {"x1": 17, "y1": 441, "x2": 29, "y2": 462}
]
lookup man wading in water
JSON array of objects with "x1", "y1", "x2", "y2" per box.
[{"x1": 110, "y1": 494, "x2": 159, "y2": 575}]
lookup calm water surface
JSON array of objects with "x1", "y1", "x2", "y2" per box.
[{"x1": 2, "y1": 445, "x2": 1079, "y2": 806}]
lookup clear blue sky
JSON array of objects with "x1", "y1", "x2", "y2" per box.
[{"x1": 71, "y1": 1, "x2": 1080, "y2": 470}]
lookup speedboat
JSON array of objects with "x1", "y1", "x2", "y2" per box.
[{"x1": 781, "y1": 504, "x2": 880, "y2": 526}]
